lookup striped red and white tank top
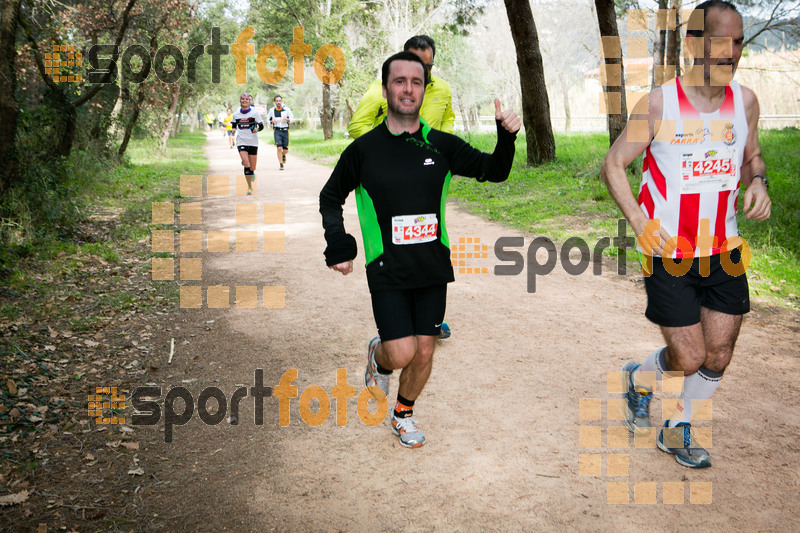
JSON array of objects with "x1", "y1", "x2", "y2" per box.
[{"x1": 638, "y1": 78, "x2": 748, "y2": 258}]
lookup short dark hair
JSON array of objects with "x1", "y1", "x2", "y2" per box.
[
  {"x1": 403, "y1": 35, "x2": 436, "y2": 59},
  {"x1": 274, "y1": 95, "x2": 282, "y2": 101},
  {"x1": 686, "y1": 1, "x2": 740, "y2": 38},
  {"x1": 381, "y1": 51, "x2": 430, "y2": 87}
]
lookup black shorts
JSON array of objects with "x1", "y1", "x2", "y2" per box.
[
  {"x1": 274, "y1": 128, "x2": 289, "y2": 148},
  {"x1": 370, "y1": 285, "x2": 447, "y2": 341},
  {"x1": 643, "y1": 248, "x2": 750, "y2": 327},
  {"x1": 237, "y1": 145, "x2": 258, "y2": 155}
]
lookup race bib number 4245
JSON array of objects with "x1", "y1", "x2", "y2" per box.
[
  {"x1": 392, "y1": 214, "x2": 438, "y2": 245},
  {"x1": 680, "y1": 147, "x2": 737, "y2": 194}
]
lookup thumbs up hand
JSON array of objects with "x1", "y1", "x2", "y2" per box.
[{"x1": 494, "y1": 98, "x2": 521, "y2": 133}]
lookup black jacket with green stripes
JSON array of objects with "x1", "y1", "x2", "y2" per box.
[{"x1": 320, "y1": 118, "x2": 516, "y2": 292}]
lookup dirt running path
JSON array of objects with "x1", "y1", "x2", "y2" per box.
[{"x1": 141, "y1": 131, "x2": 800, "y2": 531}]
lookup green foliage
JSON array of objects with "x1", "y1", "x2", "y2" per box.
[
  {"x1": 4, "y1": 82, "x2": 125, "y2": 248},
  {"x1": 450, "y1": 131, "x2": 620, "y2": 244},
  {"x1": 737, "y1": 128, "x2": 800, "y2": 299},
  {"x1": 0, "y1": 133, "x2": 207, "y2": 283},
  {"x1": 288, "y1": 130, "x2": 353, "y2": 164},
  {"x1": 441, "y1": 0, "x2": 488, "y2": 35},
  {"x1": 739, "y1": 128, "x2": 800, "y2": 252}
]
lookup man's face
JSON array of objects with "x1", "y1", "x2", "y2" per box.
[
  {"x1": 274, "y1": 97, "x2": 282, "y2": 108},
  {"x1": 689, "y1": 8, "x2": 744, "y2": 85},
  {"x1": 408, "y1": 47, "x2": 433, "y2": 77},
  {"x1": 383, "y1": 60, "x2": 425, "y2": 118},
  {"x1": 240, "y1": 95, "x2": 250, "y2": 107}
]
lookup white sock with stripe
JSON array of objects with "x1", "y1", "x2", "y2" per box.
[
  {"x1": 668, "y1": 366, "x2": 723, "y2": 427},
  {"x1": 634, "y1": 346, "x2": 668, "y2": 391}
]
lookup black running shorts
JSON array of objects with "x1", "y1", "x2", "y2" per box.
[
  {"x1": 274, "y1": 128, "x2": 289, "y2": 148},
  {"x1": 237, "y1": 145, "x2": 258, "y2": 155},
  {"x1": 643, "y1": 248, "x2": 750, "y2": 327},
  {"x1": 370, "y1": 284, "x2": 447, "y2": 341}
]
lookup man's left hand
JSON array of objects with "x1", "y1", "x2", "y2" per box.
[
  {"x1": 743, "y1": 179, "x2": 771, "y2": 220},
  {"x1": 495, "y1": 98, "x2": 521, "y2": 133}
]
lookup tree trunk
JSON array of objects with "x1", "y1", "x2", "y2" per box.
[
  {"x1": 595, "y1": 0, "x2": 628, "y2": 146},
  {"x1": 173, "y1": 96, "x2": 184, "y2": 137},
  {"x1": 188, "y1": 101, "x2": 201, "y2": 133},
  {"x1": 469, "y1": 105, "x2": 479, "y2": 131},
  {"x1": 344, "y1": 97, "x2": 355, "y2": 127},
  {"x1": 502, "y1": 0, "x2": 556, "y2": 165},
  {"x1": 109, "y1": 90, "x2": 124, "y2": 138},
  {"x1": 457, "y1": 91, "x2": 469, "y2": 133},
  {"x1": 0, "y1": 0, "x2": 22, "y2": 194},
  {"x1": 666, "y1": 0, "x2": 682, "y2": 77},
  {"x1": 653, "y1": 0, "x2": 668, "y2": 88},
  {"x1": 54, "y1": 91, "x2": 78, "y2": 159},
  {"x1": 560, "y1": 76, "x2": 571, "y2": 133},
  {"x1": 321, "y1": 83, "x2": 333, "y2": 140},
  {"x1": 118, "y1": 86, "x2": 145, "y2": 158},
  {"x1": 161, "y1": 82, "x2": 181, "y2": 150}
]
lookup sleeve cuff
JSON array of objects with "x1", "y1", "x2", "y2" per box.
[{"x1": 324, "y1": 233, "x2": 358, "y2": 266}]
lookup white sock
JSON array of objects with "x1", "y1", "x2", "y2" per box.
[
  {"x1": 633, "y1": 346, "x2": 668, "y2": 391},
  {"x1": 668, "y1": 366, "x2": 723, "y2": 427}
]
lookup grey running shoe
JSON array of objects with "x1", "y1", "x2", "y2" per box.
[
  {"x1": 364, "y1": 336, "x2": 389, "y2": 399},
  {"x1": 280, "y1": 163, "x2": 284, "y2": 170},
  {"x1": 657, "y1": 421, "x2": 712, "y2": 468},
  {"x1": 391, "y1": 413, "x2": 426, "y2": 448},
  {"x1": 621, "y1": 361, "x2": 653, "y2": 435}
]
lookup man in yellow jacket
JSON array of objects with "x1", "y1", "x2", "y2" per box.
[{"x1": 347, "y1": 35, "x2": 455, "y2": 139}]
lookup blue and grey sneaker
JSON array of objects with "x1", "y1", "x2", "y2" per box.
[
  {"x1": 621, "y1": 362, "x2": 653, "y2": 434},
  {"x1": 439, "y1": 322, "x2": 451, "y2": 339},
  {"x1": 364, "y1": 336, "x2": 390, "y2": 400},
  {"x1": 657, "y1": 421, "x2": 712, "y2": 468},
  {"x1": 391, "y1": 413, "x2": 426, "y2": 448}
]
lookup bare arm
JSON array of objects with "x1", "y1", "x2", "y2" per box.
[
  {"x1": 739, "y1": 87, "x2": 771, "y2": 220},
  {"x1": 600, "y1": 88, "x2": 671, "y2": 256}
]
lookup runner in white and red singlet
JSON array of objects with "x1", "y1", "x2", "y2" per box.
[
  {"x1": 601, "y1": 0, "x2": 771, "y2": 468},
  {"x1": 638, "y1": 76, "x2": 748, "y2": 258}
]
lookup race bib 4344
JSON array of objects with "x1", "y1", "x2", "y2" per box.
[{"x1": 392, "y1": 214, "x2": 438, "y2": 245}]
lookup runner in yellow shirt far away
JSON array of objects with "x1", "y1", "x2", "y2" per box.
[{"x1": 223, "y1": 108, "x2": 235, "y2": 148}]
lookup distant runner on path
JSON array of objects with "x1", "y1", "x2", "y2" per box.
[
  {"x1": 320, "y1": 51, "x2": 520, "y2": 448},
  {"x1": 232, "y1": 93, "x2": 264, "y2": 196},
  {"x1": 223, "y1": 108, "x2": 235, "y2": 148},
  {"x1": 267, "y1": 95, "x2": 294, "y2": 171}
]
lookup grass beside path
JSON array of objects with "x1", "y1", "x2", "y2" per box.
[
  {"x1": 290, "y1": 127, "x2": 800, "y2": 310},
  {"x1": 1, "y1": 131, "x2": 207, "y2": 338}
]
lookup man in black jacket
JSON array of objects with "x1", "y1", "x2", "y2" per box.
[{"x1": 320, "y1": 52, "x2": 520, "y2": 448}]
